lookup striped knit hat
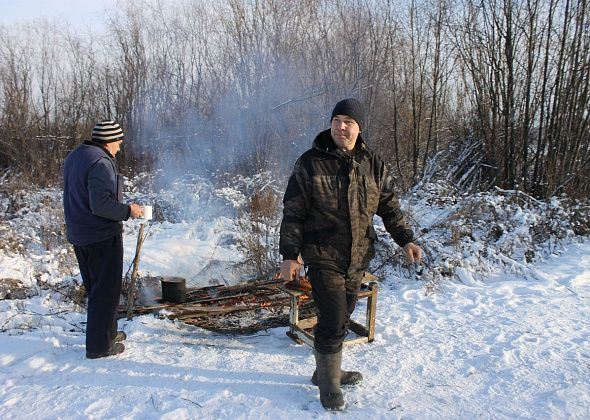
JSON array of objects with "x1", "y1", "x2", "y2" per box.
[{"x1": 91, "y1": 120, "x2": 124, "y2": 143}]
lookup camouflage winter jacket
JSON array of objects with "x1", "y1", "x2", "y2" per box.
[{"x1": 279, "y1": 129, "x2": 414, "y2": 273}]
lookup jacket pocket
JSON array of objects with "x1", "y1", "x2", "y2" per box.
[
  {"x1": 362, "y1": 176, "x2": 380, "y2": 213},
  {"x1": 305, "y1": 226, "x2": 337, "y2": 247},
  {"x1": 360, "y1": 225, "x2": 377, "y2": 268},
  {"x1": 303, "y1": 225, "x2": 338, "y2": 260},
  {"x1": 311, "y1": 175, "x2": 338, "y2": 211}
]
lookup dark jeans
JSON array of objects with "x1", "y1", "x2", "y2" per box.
[
  {"x1": 308, "y1": 267, "x2": 364, "y2": 354},
  {"x1": 74, "y1": 234, "x2": 123, "y2": 354}
]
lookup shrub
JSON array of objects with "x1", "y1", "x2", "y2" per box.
[{"x1": 235, "y1": 189, "x2": 282, "y2": 280}]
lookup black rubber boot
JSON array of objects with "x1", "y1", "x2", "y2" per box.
[
  {"x1": 314, "y1": 350, "x2": 345, "y2": 411},
  {"x1": 86, "y1": 342, "x2": 125, "y2": 359},
  {"x1": 311, "y1": 368, "x2": 363, "y2": 387}
]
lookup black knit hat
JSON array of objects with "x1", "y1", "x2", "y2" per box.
[
  {"x1": 331, "y1": 98, "x2": 365, "y2": 130},
  {"x1": 91, "y1": 120, "x2": 124, "y2": 143}
]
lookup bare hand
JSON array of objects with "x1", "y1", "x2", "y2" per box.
[
  {"x1": 280, "y1": 259, "x2": 301, "y2": 281},
  {"x1": 404, "y1": 242, "x2": 422, "y2": 264},
  {"x1": 129, "y1": 203, "x2": 143, "y2": 219}
]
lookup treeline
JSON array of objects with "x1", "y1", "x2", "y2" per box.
[{"x1": 0, "y1": 0, "x2": 588, "y2": 198}]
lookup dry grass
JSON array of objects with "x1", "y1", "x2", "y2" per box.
[{"x1": 235, "y1": 189, "x2": 282, "y2": 279}]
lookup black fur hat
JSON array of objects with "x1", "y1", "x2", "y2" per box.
[{"x1": 331, "y1": 98, "x2": 365, "y2": 130}]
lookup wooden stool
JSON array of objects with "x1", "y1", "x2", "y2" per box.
[{"x1": 279, "y1": 272, "x2": 378, "y2": 347}]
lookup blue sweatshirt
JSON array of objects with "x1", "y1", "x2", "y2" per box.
[{"x1": 63, "y1": 142, "x2": 131, "y2": 246}]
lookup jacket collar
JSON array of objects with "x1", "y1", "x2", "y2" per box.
[
  {"x1": 83, "y1": 140, "x2": 115, "y2": 159},
  {"x1": 312, "y1": 129, "x2": 369, "y2": 159}
]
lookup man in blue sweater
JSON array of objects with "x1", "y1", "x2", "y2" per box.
[{"x1": 63, "y1": 120, "x2": 142, "y2": 359}]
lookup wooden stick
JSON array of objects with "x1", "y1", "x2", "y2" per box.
[{"x1": 126, "y1": 223, "x2": 145, "y2": 321}]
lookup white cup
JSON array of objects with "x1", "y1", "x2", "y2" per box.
[{"x1": 143, "y1": 205, "x2": 153, "y2": 221}]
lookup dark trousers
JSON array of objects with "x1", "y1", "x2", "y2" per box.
[
  {"x1": 308, "y1": 268, "x2": 364, "y2": 354},
  {"x1": 73, "y1": 234, "x2": 123, "y2": 354}
]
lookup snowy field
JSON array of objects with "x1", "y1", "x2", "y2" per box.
[
  {"x1": 0, "y1": 180, "x2": 589, "y2": 419},
  {"x1": 0, "y1": 241, "x2": 589, "y2": 418}
]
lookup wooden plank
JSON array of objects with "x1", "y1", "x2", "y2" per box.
[
  {"x1": 296, "y1": 317, "x2": 317, "y2": 329},
  {"x1": 363, "y1": 272, "x2": 379, "y2": 282},
  {"x1": 343, "y1": 336, "x2": 368, "y2": 346},
  {"x1": 291, "y1": 327, "x2": 314, "y2": 347},
  {"x1": 367, "y1": 282, "x2": 378, "y2": 342},
  {"x1": 358, "y1": 289, "x2": 373, "y2": 298},
  {"x1": 349, "y1": 320, "x2": 369, "y2": 337},
  {"x1": 278, "y1": 285, "x2": 309, "y2": 297},
  {"x1": 126, "y1": 223, "x2": 145, "y2": 321},
  {"x1": 290, "y1": 295, "x2": 299, "y2": 325},
  {"x1": 286, "y1": 330, "x2": 304, "y2": 345},
  {"x1": 187, "y1": 292, "x2": 251, "y2": 304}
]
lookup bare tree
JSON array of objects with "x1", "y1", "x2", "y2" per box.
[{"x1": 0, "y1": 0, "x2": 588, "y2": 198}]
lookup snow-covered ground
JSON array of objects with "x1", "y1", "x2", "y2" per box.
[{"x1": 0, "y1": 180, "x2": 589, "y2": 418}]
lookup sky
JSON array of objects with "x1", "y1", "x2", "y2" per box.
[{"x1": 0, "y1": 0, "x2": 118, "y2": 31}]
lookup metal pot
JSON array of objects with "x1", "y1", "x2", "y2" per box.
[{"x1": 161, "y1": 276, "x2": 187, "y2": 304}]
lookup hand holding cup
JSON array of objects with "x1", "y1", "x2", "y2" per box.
[{"x1": 143, "y1": 205, "x2": 153, "y2": 221}]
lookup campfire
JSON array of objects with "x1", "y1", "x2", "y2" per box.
[{"x1": 120, "y1": 276, "x2": 315, "y2": 334}]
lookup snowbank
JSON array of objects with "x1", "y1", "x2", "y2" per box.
[{"x1": 0, "y1": 177, "x2": 589, "y2": 418}]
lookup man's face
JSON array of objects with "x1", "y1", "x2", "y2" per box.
[
  {"x1": 109, "y1": 140, "x2": 123, "y2": 156},
  {"x1": 331, "y1": 115, "x2": 360, "y2": 151}
]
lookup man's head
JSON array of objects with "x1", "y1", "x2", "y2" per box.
[
  {"x1": 91, "y1": 120, "x2": 124, "y2": 156},
  {"x1": 330, "y1": 98, "x2": 365, "y2": 151}
]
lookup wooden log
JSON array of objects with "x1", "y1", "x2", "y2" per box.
[{"x1": 126, "y1": 223, "x2": 145, "y2": 321}]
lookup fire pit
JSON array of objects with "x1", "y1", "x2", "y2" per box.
[
  {"x1": 121, "y1": 276, "x2": 315, "y2": 333},
  {"x1": 122, "y1": 273, "x2": 378, "y2": 338}
]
